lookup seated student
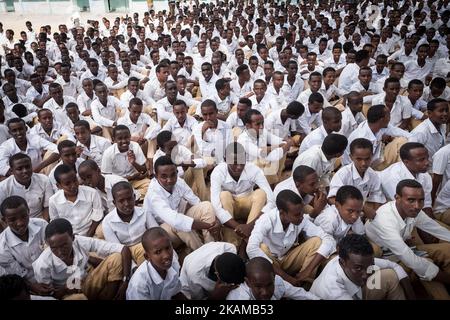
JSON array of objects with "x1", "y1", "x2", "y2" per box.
[
  {"x1": 371, "y1": 54, "x2": 389, "y2": 83},
  {"x1": 210, "y1": 142, "x2": 273, "y2": 247},
  {"x1": 74, "y1": 120, "x2": 111, "y2": 167},
  {"x1": 193, "y1": 99, "x2": 232, "y2": 165},
  {"x1": 297, "y1": 72, "x2": 331, "y2": 111},
  {"x1": 296, "y1": 92, "x2": 325, "y2": 135},
  {"x1": 225, "y1": 97, "x2": 252, "y2": 138},
  {"x1": 238, "y1": 109, "x2": 292, "y2": 186},
  {"x1": 90, "y1": 83, "x2": 122, "y2": 141},
  {"x1": 247, "y1": 190, "x2": 335, "y2": 287},
  {"x1": 209, "y1": 78, "x2": 233, "y2": 120},
  {"x1": 120, "y1": 77, "x2": 155, "y2": 109},
  {"x1": 26, "y1": 73, "x2": 50, "y2": 109},
  {"x1": 293, "y1": 133, "x2": 348, "y2": 189},
  {"x1": 126, "y1": 227, "x2": 184, "y2": 300},
  {"x1": 266, "y1": 71, "x2": 288, "y2": 110},
  {"x1": 328, "y1": 138, "x2": 385, "y2": 219},
  {"x1": 65, "y1": 103, "x2": 100, "y2": 136},
  {"x1": 102, "y1": 182, "x2": 157, "y2": 265},
  {"x1": 315, "y1": 186, "x2": 366, "y2": 243},
  {"x1": 422, "y1": 77, "x2": 450, "y2": 102},
  {"x1": 104, "y1": 64, "x2": 128, "y2": 99},
  {"x1": 281, "y1": 60, "x2": 305, "y2": 104},
  {"x1": 227, "y1": 257, "x2": 319, "y2": 300},
  {"x1": 405, "y1": 79, "x2": 427, "y2": 123},
  {"x1": 117, "y1": 97, "x2": 160, "y2": 165},
  {"x1": 339, "y1": 91, "x2": 366, "y2": 138},
  {"x1": 434, "y1": 180, "x2": 450, "y2": 226},
  {"x1": 76, "y1": 78, "x2": 96, "y2": 117},
  {"x1": 321, "y1": 67, "x2": 346, "y2": 105},
  {"x1": 249, "y1": 79, "x2": 278, "y2": 117},
  {"x1": 32, "y1": 218, "x2": 132, "y2": 300},
  {"x1": 49, "y1": 165, "x2": 103, "y2": 237},
  {"x1": 379, "y1": 143, "x2": 434, "y2": 218},
  {"x1": 0, "y1": 118, "x2": 60, "y2": 178},
  {"x1": 48, "y1": 140, "x2": 84, "y2": 192},
  {"x1": 162, "y1": 99, "x2": 198, "y2": 148},
  {"x1": 365, "y1": 179, "x2": 450, "y2": 300},
  {"x1": 29, "y1": 109, "x2": 74, "y2": 144},
  {"x1": 299, "y1": 107, "x2": 342, "y2": 153},
  {"x1": 42, "y1": 82, "x2": 74, "y2": 127},
  {"x1": 101, "y1": 125, "x2": 150, "y2": 199},
  {"x1": 310, "y1": 234, "x2": 414, "y2": 300},
  {"x1": 180, "y1": 241, "x2": 245, "y2": 300},
  {"x1": 264, "y1": 100, "x2": 305, "y2": 147},
  {"x1": 0, "y1": 196, "x2": 53, "y2": 296},
  {"x1": 144, "y1": 156, "x2": 219, "y2": 252},
  {"x1": 349, "y1": 66, "x2": 380, "y2": 96},
  {"x1": 153, "y1": 131, "x2": 208, "y2": 201},
  {"x1": 343, "y1": 105, "x2": 410, "y2": 170},
  {"x1": 409, "y1": 98, "x2": 448, "y2": 163}
]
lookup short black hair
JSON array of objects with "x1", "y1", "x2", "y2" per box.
[
  {"x1": 338, "y1": 234, "x2": 373, "y2": 260},
  {"x1": 399, "y1": 142, "x2": 426, "y2": 161},
  {"x1": 395, "y1": 179, "x2": 423, "y2": 196},
  {"x1": 200, "y1": 99, "x2": 217, "y2": 111},
  {"x1": 154, "y1": 155, "x2": 175, "y2": 174},
  {"x1": 142, "y1": 227, "x2": 171, "y2": 252},
  {"x1": 355, "y1": 49, "x2": 369, "y2": 63},
  {"x1": 215, "y1": 252, "x2": 246, "y2": 284},
  {"x1": 429, "y1": 77, "x2": 446, "y2": 90},
  {"x1": 367, "y1": 104, "x2": 387, "y2": 123},
  {"x1": 0, "y1": 196, "x2": 29, "y2": 217},
  {"x1": 322, "y1": 106, "x2": 342, "y2": 122},
  {"x1": 0, "y1": 274, "x2": 29, "y2": 300},
  {"x1": 9, "y1": 153, "x2": 31, "y2": 168},
  {"x1": 276, "y1": 190, "x2": 303, "y2": 212},
  {"x1": 57, "y1": 139, "x2": 76, "y2": 153},
  {"x1": 322, "y1": 134, "x2": 348, "y2": 157},
  {"x1": 54, "y1": 164, "x2": 76, "y2": 184},
  {"x1": 308, "y1": 92, "x2": 324, "y2": 104},
  {"x1": 7, "y1": 117, "x2": 26, "y2": 129},
  {"x1": 78, "y1": 159, "x2": 99, "y2": 172},
  {"x1": 111, "y1": 181, "x2": 134, "y2": 200},
  {"x1": 238, "y1": 97, "x2": 252, "y2": 108},
  {"x1": 45, "y1": 218, "x2": 73, "y2": 239},
  {"x1": 156, "y1": 130, "x2": 173, "y2": 149},
  {"x1": 73, "y1": 120, "x2": 90, "y2": 130},
  {"x1": 243, "y1": 109, "x2": 262, "y2": 125},
  {"x1": 286, "y1": 101, "x2": 305, "y2": 117},
  {"x1": 335, "y1": 185, "x2": 363, "y2": 205},
  {"x1": 350, "y1": 138, "x2": 373, "y2": 154},
  {"x1": 292, "y1": 165, "x2": 316, "y2": 183},
  {"x1": 407, "y1": 79, "x2": 423, "y2": 89},
  {"x1": 427, "y1": 98, "x2": 448, "y2": 112},
  {"x1": 129, "y1": 97, "x2": 143, "y2": 108},
  {"x1": 112, "y1": 125, "x2": 130, "y2": 137}
]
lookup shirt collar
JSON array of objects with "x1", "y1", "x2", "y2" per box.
[
  {"x1": 4, "y1": 221, "x2": 41, "y2": 247},
  {"x1": 146, "y1": 260, "x2": 177, "y2": 285},
  {"x1": 336, "y1": 259, "x2": 362, "y2": 298},
  {"x1": 109, "y1": 207, "x2": 145, "y2": 224}
]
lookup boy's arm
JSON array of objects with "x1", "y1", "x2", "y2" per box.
[
  {"x1": 114, "y1": 246, "x2": 132, "y2": 300},
  {"x1": 86, "y1": 220, "x2": 100, "y2": 238},
  {"x1": 34, "y1": 153, "x2": 60, "y2": 173}
]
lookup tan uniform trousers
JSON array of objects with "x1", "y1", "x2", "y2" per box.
[
  {"x1": 373, "y1": 137, "x2": 408, "y2": 171},
  {"x1": 435, "y1": 209, "x2": 450, "y2": 227},
  {"x1": 255, "y1": 154, "x2": 287, "y2": 185},
  {"x1": 183, "y1": 167, "x2": 209, "y2": 201},
  {"x1": 220, "y1": 189, "x2": 267, "y2": 248},
  {"x1": 261, "y1": 236, "x2": 322, "y2": 282},
  {"x1": 363, "y1": 268, "x2": 406, "y2": 300},
  {"x1": 130, "y1": 178, "x2": 150, "y2": 200}
]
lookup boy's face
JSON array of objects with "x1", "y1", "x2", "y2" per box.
[
  {"x1": 57, "y1": 171, "x2": 79, "y2": 197},
  {"x1": 78, "y1": 166, "x2": 100, "y2": 189},
  {"x1": 395, "y1": 186, "x2": 425, "y2": 218},
  {"x1": 202, "y1": 65, "x2": 213, "y2": 80},
  {"x1": 201, "y1": 105, "x2": 218, "y2": 125},
  {"x1": 287, "y1": 63, "x2": 298, "y2": 77},
  {"x1": 11, "y1": 158, "x2": 33, "y2": 185},
  {"x1": 296, "y1": 172, "x2": 319, "y2": 195},
  {"x1": 323, "y1": 72, "x2": 335, "y2": 85},
  {"x1": 246, "y1": 271, "x2": 275, "y2": 300},
  {"x1": 74, "y1": 125, "x2": 91, "y2": 146},
  {"x1": 390, "y1": 65, "x2": 405, "y2": 79},
  {"x1": 280, "y1": 202, "x2": 304, "y2": 226},
  {"x1": 332, "y1": 48, "x2": 341, "y2": 60},
  {"x1": 156, "y1": 164, "x2": 178, "y2": 192},
  {"x1": 236, "y1": 103, "x2": 250, "y2": 120},
  {"x1": 173, "y1": 104, "x2": 187, "y2": 123},
  {"x1": 61, "y1": 146, "x2": 78, "y2": 166},
  {"x1": 408, "y1": 84, "x2": 423, "y2": 101},
  {"x1": 246, "y1": 114, "x2": 264, "y2": 136},
  {"x1": 176, "y1": 78, "x2": 186, "y2": 93},
  {"x1": 2, "y1": 204, "x2": 30, "y2": 237},
  {"x1": 384, "y1": 82, "x2": 400, "y2": 98},
  {"x1": 47, "y1": 232, "x2": 74, "y2": 263},
  {"x1": 350, "y1": 147, "x2": 372, "y2": 175},
  {"x1": 95, "y1": 85, "x2": 108, "y2": 101},
  {"x1": 113, "y1": 188, "x2": 135, "y2": 216},
  {"x1": 66, "y1": 106, "x2": 80, "y2": 123},
  {"x1": 429, "y1": 102, "x2": 449, "y2": 125},
  {"x1": 324, "y1": 116, "x2": 342, "y2": 133},
  {"x1": 253, "y1": 82, "x2": 267, "y2": 99},
  {"x1": 339, "y1": 253, "x2": 374, "y2": 287},
  {"x1": 108, "y1": 67, "x2": 118, "y2": 80},
  {"x1": 166, "y1": 82, "x2": 178, "y2": 100},
  {"x1": 430, "y1": 86, "x2": 444, "y2": 98},
  {"x1": 39, "y1": 110, "x2": 53, "y2": 131},
  {"x1": 9, "y1": 122, "x2": 27, "y2": 144},
  {"x1": 308, "y1": 101, "x2": 323, "y2": 114},
  {"x1": 129, "y1": 104, "x2": 143, "y2": 123},
  {"x1": 336, "y1": 198, "x2": 363, "y2": 225},
  {"x1": 309, "y1": 76, "x2": 322, "y2": 92},
  {"x1": 114, "y1": 129, "x2": 131, "y2": 153},
  {"x1": 272, "y1": 74, "x2": 284, "y2": 89},
  {"x1": 359, "y1": 70, "x2": 372, "y2": 86},
  {"x1": 145, "y1": 235, "x2": 174, "y2": 273},
  {"x1": 376, "y1": 59, "x2": 386, "y2": 72}
]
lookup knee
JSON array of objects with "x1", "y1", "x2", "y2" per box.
[
  {"x1": 306, "y1": 236, "x2": 322, "y2": 251},
  {"x1": 220, "y1": 191, "x2": 233, "y2": 203},
  {"x1": 252, "y1": 189, "x2": 267, "y2": 202}
]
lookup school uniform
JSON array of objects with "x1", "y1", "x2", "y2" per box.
[
  {"x1": 434, "y1": 180, "x2": 450, "y2": 226},
  {"x1": 432, "y1": 144, "x2": 450, "y2": 194},
  {"x1": 162, "y1": 114, "x2": 197, "y2": 148},
  {"x1": 77, "y1": 134, "x2": 111, "y2": 168},
  {"x1": 193, "y1": 120, "x2": 232, "y2": 164},
  {"x1": 409, "y1": 119, "x2": 446, "y2": 162}
]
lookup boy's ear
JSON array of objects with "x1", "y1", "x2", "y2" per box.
[
  {"x1": 244, "y1": 276, "x2": 250, "y2": 286},
  {"x1": 143, "y1": 252, "x2": 149, "y2": 261},
  {"x1": 56, "y1": 182, "x2": 61, "y2": 190}
]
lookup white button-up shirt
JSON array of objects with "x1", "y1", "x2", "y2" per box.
[
  {"x1": 162, "y1": 114, "x2": 198, "y2": 147},
  {"x1": 281, "y1": 74, "x2": 305, "y2": 103},
  {"x1": 144, "y1": 178, "x2": 200, "y2": 232},
  {"x1": 102, "y1": 207, "x2": 158, "y2": 246},
  {"x1": 33, "y1": 235, "x2": 123, "y2": 287},
  {"x1": 227, "y1": 275, "x2": 319, "y2": 300},
  {"x1": 54, "y1": 76, "x2": 82, "y2": 98},
  {"x1": 247, "y1": 208, "x2": 336, "y2": 261},
  {"x1": 199, "y1": 74, "x2": 219, "y2": 98},
  {"x1": 117, "y1": 111, "x2": 161, "y2": 140},
  {"x1": 339, "y1": 107, "x2": 366, "y2": 138},
  {"x1": 432, "y1": 144, "x2": 450, "y2": 190},
  {"x1": 126, "y1": 258, "x2": 181, "y2": 300},
  {"x1": 338, "y1": 63, "x2": 360, "y2": 92},
  {"x1": 249, "y1": 94, "x2": 278, "y2": 117},
  {"x1": 49, "y1": 185, "x2": 104, "y2": 236},
  {"x1": 365, "y1": 201, "x2": 450, "y2": 281},
  {"x1": 379, "y1": 161, "x2": 433, "y2": 209},
  {"x1": 296, "y1": 104, "x2": 323, "y2": 135},
  {"x1": 0, "y1": 174, "x2": 54, "y2": 218},
  {"x1": 28, "y1": 122, "x2": 75, "y2": 143},
  {"x1": 0, "y1": 218, "x2": 48, "y2": 281},
  {"x1": 370, "y1": 93, "x2": 412, "y2": 127},
  {"x1": 77, "y1": 134, "x2": 111, "y2": 167},
  {"x1": 91, "y1": 96, "x2": 122, "y2": 127},
  {"x1": 180, "y1": 241, "x2": 236, "y2": 300},
  {"x1": 310, "y1": 255, "x2": 407, "y2": 300},
  {"x1": 328, "y1": 163, "x2": 385, "y2": 203},
  {"x1": 193, "y1": 120, "x2": 232, "y2": 161},
  {"x1": 42, "y1": 97, "x2": 75, "y2": 126},
  {"x1": 264, "y1": 108, "x2": 299, "y2": 140},
  {"x1": 409, "y1": 119, "x2": 446, "y2": 162},
  {"x1": 299, "y1": 125, "x2": 332, "y2": 153},
  {"x1": 237, "y1": 128, "x2": 285, "y2": 163},
  {"x1": 210, "y1": 162, "x2": 273, "y2": 224},
  {"x1": 101, "y1": 141, "x2": 147, "y2": 177},
  {"x1": 293, "y1": 144, "x2": 336, "y2": 187}
]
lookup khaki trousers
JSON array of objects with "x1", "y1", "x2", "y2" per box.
[
  {"x1": 363, "y1": 268, "x2": 406, "y2": 300},
  {"x1": 129, "y1": 243, "x2": 146, "y2": 266},
  {"x1": 183, "y1": 167, "x2": 209, "y2": 201},
  {"x1": 373, "y1": 137, "x2": 408, "y2": 171},
  {"x1": 435, "y1": 209, "x2": 450, "y2": 227},
  {"x1": 130, "y1": 178, "x2": 150, "y2": 200},
  {"x1": 255, "y1": 155, "x2": 287, "y2": 185}
]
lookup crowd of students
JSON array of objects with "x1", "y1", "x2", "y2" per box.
[{"x1": 0, "y1": 0, "x2": 450, "y2": 300}]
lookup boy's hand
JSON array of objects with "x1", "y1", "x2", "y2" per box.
[
  {"x1": 209, "y1": 280, "x2": 238, "y2": 300},
  {"x1": 234, "y1": 223, "x2": 253, "y2": 239},
  {"x1": 29, "y1": 282, "x2": 54, "y2": 296},
  {"x1": 127, "y1": 150, "x2": 136, "y2": 164},
  {"x1": 114, "y1": 281, "x2": 128, "y2": 300},
  {"x1": 75, "y1": 146, "x2": 84, "y2": 157}
]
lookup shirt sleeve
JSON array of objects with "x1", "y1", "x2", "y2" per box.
[
  {"x1": 156, "y1": 102, "x2": 174, "y2": 121},
  {"x1": 303, "y1": 220, "x2": 336, "y2": 258},
  {"x1": 209, "y1": 168, "x2": 233, "y2": 224},
  {"x1": 0, "y1": 241, "x2": 28, "y2": 278},
  {"x1": 373, "y1": 258, "x2": 408, "y2": 280},
  {"x1": 91, "y1": 104, "x2": 115, "y2": 127},
  {"x1": 246, "y1": 214, "x2": 273, "y2": 262},
  {"x1": 101, "y1": 219, "x2": 121, "y2": 244}
]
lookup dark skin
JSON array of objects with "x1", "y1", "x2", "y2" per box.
[
  {"x1": 395, "y1": 187, "x2": 450, "y2": 286},
  {"x1": 245, "y1": 270, "x2": 275, "y2": 300},
  {"x1": 207, "y1": 256, "x2": 239, "y2": 300},
  {"x1": 384, "y1": 81, "x2": 410, "y2": 130},
  {"x1": 2, "y1": 204, "x2": 53, "y2": 296},
  {"x1": 10, "y1": 157, "x2": 49, "y2": 220},
  {"x1": 78, "y1": 165, "x2": 106, "y2": 193},
  {"x1": 294, "y1": 172, "x2": 327, "y2": 219},
  {"x1": 113, "y1": 188, "x2": 135, "y2": 223},
  {"x1": 113, "y1": 129, "x2": 147, "y2": 181}
]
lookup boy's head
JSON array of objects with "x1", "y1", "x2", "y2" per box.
[
  {"x1": 375, "y1": 54, "x2": 387, "y2": 72},
  {"x1": 338, "y1": 234, "x2": 374, "y2": 287},
  {"x1": 154, "y1": 156, "x2": 177, "y2": 192},
  {"x1": 113, "y1": 125, "x2": 131, "y2": 152},
  {"x1": 322, "y1": 133, "x2": 348, "y2": 160},
  {"x1": 427, "y1": 98, "x2": 449, "y2": 125},
  {"x1": 45, "y1": 218, "x2": 74, "y2": 263},
  {"x1": 157, "y1": 130, "x2": 177, "y2": 155},
  {"x1": 349, "y1": 138, "x2": 373, "y2": 175},
  {"x1": 367, "y1": 104, "x2": 390, "y2": 128},
  {"x1": 346, "y1": 91, "x2": 363, "y2": 113},
  {"x1": 9, "y1": 153, "x2": 33, "y2": 186},
  {"x1": 429, "y1": 77, "x2": 446, "y2": 97},
  {"x1": 211, "y1": 252, "x2": 246, "y2": 285},
  {"x1": 0, "y1": 196, "x2": 30, "y2": 237},
  {"x1": 322, "y1": 67, "x2": 336, "y2": 86},
  {"x1": 308, "y1": 92, "x2": 324, "y2": 113},
  {"x1": 308, "y1": 72, "x2": 322, "y2": 92},
  {"x1": 322, "y1": 107, "x2": 342, "y2": 133},
  {"x1": 383, "y1": 77, "x2": 400, "y2": 98},
  {"x1": 358, "y1": 66, "x2": 372, "y2": 86},
  {"x1": 395, "y1": 179, "x2": 425, "y2": 218},
  {"x1": 172, "y1": 100, "x2": 188, "y2": 123},
  {"x1": 0, "y1": 275, "x2": 30, "y2": 300},
  {"x1": 200, "y1": 99, "x2": 218, "y2": 125},
  {"x1": 292, "y1": 165, "x2": 319, "y2": 195},
  {"x1": 127, "y1": 77, "x2": 140, "y2": 95},
  {"x1": 73, "y1": 120, "x2": 91, "y2": 146},
  {"x1": 94, "y1": 83, "x2": 108, "y2": 102},
  {"x1": 253, "y1": 79, "x2": 267, "y2": 100},
  {"x1": 236, "y1": 98, "x2": 252, "y2": 120},
  {"x1": 142, "y1": 227, "x2": 174, "y2": 273},
  {"x1": 243, "y1": 109, "x2": 264, "y2": 137},
  {"x1": 128, "y1": 98, "x2": 143, "y2": 123},
  {"x1": 335, "y1": 186, "x2": 364, "y2": 225},
  {"x1": 272, "y1": 71, "x2": 284, "y2": 89},
  {"x1": 245, "y1": 257, "x2": 275, "y2": 300},
  {"x1": 58, "y1": 140, "x2": 78, "y2": 167},
  {"x1": 66, "y1": 102, "x2": 80, "y2": 123},
  {"x1": 112, "y1": 181, "x2": 135, "y2": 217},
  {"x1": 54, "y1": 164, "x2": 79, "y2": 197},
  {"x1": 224, "y1": 142, "x2": 247, "y2": 180},
  {"x1": 78, "y1": 159, "x2": 101, "y2": 189},
  {"x1": 7, "y1": 118, "x2": 27, "y2": 144},
  {"x1": 407, "y1": 79, "x2": 424, "y2": 101},
  {"x1": 285, "y1": 101, "x2": 305, "y2": 120},
  {"x1": 82, "y1": 78, "x2": 94, "y2": 95},
  {"x1": 399, "y1": 142, "x2": 429, "y2": 174},
  {"x1": 276, "y1": 190, "x2": 304, "y2": 226}
]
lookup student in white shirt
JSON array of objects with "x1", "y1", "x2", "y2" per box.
[
  {"x1": 143, "y1": 156, "x2": 220, "y2": 252},
  {"x1": 162, "y1": 99, "x2": 197, "y2": 148},
  {"x1": 73, "y1": 120, "x2": 111, "y2": 167},
  {"x1": 120, "y1": 77, "x2": 155, "y2": 109},
  {"x1": 338, "y1": 49, "x2": 370, "y2": 93},
  {"x1": 434, "y1": 179, "x2": 450, "y2": 226},
  {"x1": 101, "y1": 125, "x2": 150, "y2": 199},
  {"x1": 32, "y1": 218, "x2": 132, "y2": 300},
  {"x1": 339, "y1": 91, "x2": 366, "y2": 138},
  {"x1": 49, "y1": 164, "x2": 103, "y2": 237},
  {"x1": 422, "y1": 77, "x2": 450, "y2": 102},
  {"x1": 29, "y1": 109, "x2": 75, "y2": 144},
  {"x1": 180, "y1": 241, "x2": 245, "y2": 300},
  {"x1": 293, "y1": 133, "x2": 348, "y2": 188},
  {"x1": 365, "y1": 179, "x2": 450, "y2": 300},
  {"x1": 247, "y1": 190, "x2": 335, "y2": 287},
  {"x1": 227, "y1": 257, "x2": 319, "y2": 300},
  {"x1": 126, "y1": 227, "x2": 183, "y2": 300},
  {"x1": 409, "y1": 98, "x2": 448, "y2": 163},
  {"x1": 0, "y1": 196, "x2": 52, "y2": 296},
  {"x1": 403, "y1": 44, "x2": 433, "y2": 84},
  {"x1": 210, "y1": 142, "x2": 274, "y2": 247},
  {"x1": 102, "y1": 181, "x2": 157, "y2": 265},
  {"x1": 349, "y1": 66, "x2": 380, "y2": 96},
  {"x1": 310, "y1": 234, "x2": 413, "y2": 300},
  {"x1": 76, "y1": 78, "x2": 95, "y2": 117},
  {"x1": 281, "y1": 60, "x2": 304, "y2": 103},
  {"x1": 249, "y1": 79, "x2": 278, "y2": 117},
  {"x1": 296, "y1": 91, "x2": 325, "y2": 135}
]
